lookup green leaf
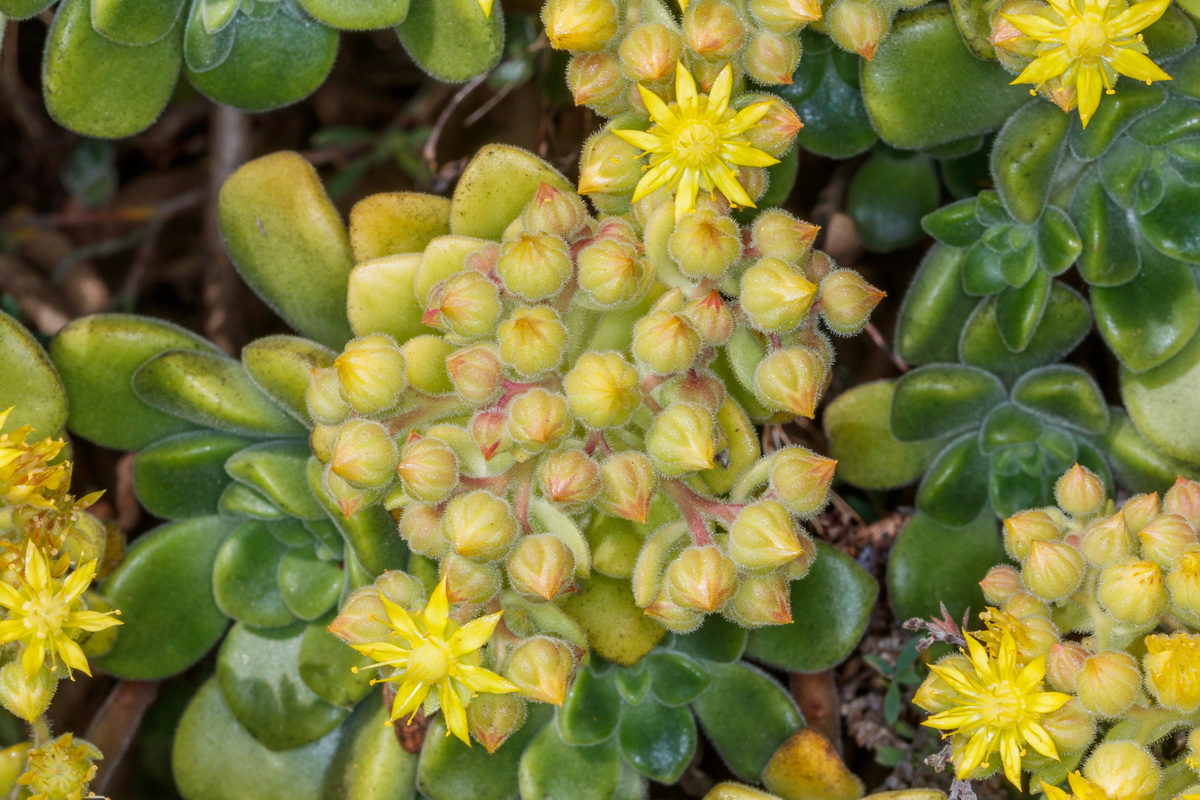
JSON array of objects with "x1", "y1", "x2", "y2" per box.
[
  {"x1": 921, "y1": 198, "x2": 985, "y2": 247},
  {"x1": 557, "y1": 666, "x2": 622, "y2": 745},
  {"x1": 417, "y1": 705, "x2": 552, "y2": 800},
  {"x1": 692, "y1": 662, "x2": 803, "y2": 782},
  {"x1": 990, "y1": 100, "x2": 1070, "y2": 225},
  {"x1": 994, "y1": 268, "x2": 1050, "y2": 352},
  {"x1": 1121, "y1": 325, "x2": 1200, "y2": 464},
  {"x1": 218, "y1": 620, "x2": 349, "y2": 750},
  {"x1": 917, "y1": 434, "x2": 990, "y2": 527},
  {"x1": 614, "y1": 665, "x2": 652, "y2": 706},
  {"x1": 326, "y1": 690, "x2": 419, "y2": 800},
  {"x1": 1099, "y1": 137, "x2": 1150, "y2": 209},
  {"x1": 449, "y1": 145, "x2": 572, "y2": 241},
  {"x1": 1070, "y1": 81, "x2": 1168, "y2": 161},
  {"x1": 669, "y1": 615, "x2": 747, "y2": 663},
  {"x1": 1104, "y1": 407, "x2": 1200, "y2": 493},
  {"x1": 746, "y1": 541, "x2": 877, "y2": 672},
  {"x1": 133, "y1": 431, "x2": 253, "y2": 519},
  {"x1": 297, "y1": 614, "x2": 374, "y2": 708},
  {"x1": 242, "y1": 335, "x2": 335, "y2": 423},
  {"x1": 349, "y1": 192, "x2": 452, "y2": 263},
  {"x1": 269, "y1": 517, "x2": 317, "y2": 548},
  {"x1": 226, "y1": 440, "x2": 325, "y2": 519},
  {"x1": 97, "y1": 516, "x2": 235, "y2": 679},
  {"x1": 42, "y1": 0, "x2": 182, "y2": 137},
  {"x1": 561, "y1": 574, "x2": 666, "y2": 667},
  {"x1": 278, "y1": 545, "x2": 342, "y2": 621},
  {"x1": 886, "y1": 511, "x2": 1003, "y2": 622},
  {"x1": 1012, "y1": 365, "x2": 1109, "y2": 433},
  {"x1": 219, "y1": 481, "x2": 286, "y2": 520},
  {"x1": 0, "y1": 0, "x2": 55, "y2": 20},
  {"x1": 91, "y1": 0, "x2": 186, "y2": 44},
  {"x1": 1071, "y1": 167, "x2": 1140, "y2": 286},
  {"x1": 1140, "y1": 173, "x2": 1200, "y2": 262},
  {"x1": 895, "y1": 244, "x2": 980, "y2": 365},
  {"x1": 213, "y1": 521, "x2": 297, "y2": 628},
  {"x1": 645, "y1": 651, "x2": 710, "y2": 706},
  {"x1": 1128, "y1": 97, "x2": 1200, "y2": 147},
  {"x1": 979, "y1": 403, "x2": 1043, "y2": 453},
  {"x1": 989, "y1": 453, "x2": 1051, "y2": 519},
  {"x1": 173, "y1": 679, "x2": 343, "y2": 800},
  {"x1": 847, "y1": 152, "x2": 940, "y2": 252},
  {"x1": 1036, "y1": 206, "x2": 1082, "y2": 276},
  {"x1": 1144, "y1": 4, "x2": 1199, "y2": 59},
  {"x1": 891, "y1": 364, "x2": 1006, "y2": 442},
  {"x1": 961, "y1": 240, "x2": 1007, "y2": 296},
  {"x1": 618, "y1": 698, "x2": 696, "y2": 783},
  {"x1": 960, "y1": 282, "x2": 1090, "y2": 384},
  {"x1": 297, "y1": 0, "x2": 410, "y2": 29},
  {"x1": 217, "y1": 152, "x2": 354, "y2": 348},
  {"x1": 0, "y1": 311, "x2": 67, "y2": 436},
  {"x1": 784, "y1": 43, "x2": 878, "y2": 159},
  {"x1": 133, "y1": 349, "x2": 306, "y2": 438},
  {"x1": 346, "y1": 256, "x2": 435, "y2": 345},
  {"x1": 50, "y1": 314, "x2": 218, "y2": 449},
  {"x1": 396, "y1": 0, "x2": 503, "y2": 82},
  {"x1": 306, "y1": 457, "x2": 408, "y2": 576},
  {"x1": 183, "y1": 0, "x2": 236, "y2": 72},
  {"x1": 520, "y1": 720, "x2": 621, "y2": 800}
]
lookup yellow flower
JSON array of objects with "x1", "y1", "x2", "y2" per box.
[
  {"x1": 1043, "y1": 771, "x2": 1110, "y2": 800},
  {"x1": 607, "y1": 63, "x2": 779, "y2": 220},
  {"x1": 1002, "y1": 0, "x2": 1172, "y2": 127},
  {"x1": 0, "y1": 543, "x2": 120, "y2": 679},
  {"x1": 919, "y1": 630, "x2": 1070, "y2": 787},
  {"x1": 348, "y1": 576, "x2": 517, "y2": 745},
  {"x1": 0, "y1": 408, "x2": 69, "y2": 510},
  {"x1": 16, "y1": 733, "x2": 101, "y2": 800},
  {"x1": 1144, "y1": 632, "x2": 1200, "y2": 711}
]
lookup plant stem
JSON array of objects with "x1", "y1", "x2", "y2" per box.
[{"x1": 30, "y1": 715, "x2": 49, "y2": 747}]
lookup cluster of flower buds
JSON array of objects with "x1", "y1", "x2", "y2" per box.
[{"x1": 915, "y1": 464, "x2": 1200, "y2": 797}]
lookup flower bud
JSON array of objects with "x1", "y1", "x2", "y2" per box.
[
  {"x1": 423, "y1": 271, "x2": 502, "y2": 341},
  {"x1": 441, "y1": 554, "x2": 502, "y2": 603},
  {"x1": 1098, "y1": 559, "x2": 1167, "y2": 626},
  {"x1": 681, "y1": 291, "x2": 735, "y2": 345},
  {"x1": 307, "y1": 368, "x2": 351, "y2": 425},
  {"x1": 508, "y1": 389, "x2": 572, "y2": 452},
  {"x1": 733, "y1": 165, "x2": 769, "y2": 204},
  {"x1": 335, "y1": 335, "x2": 407, "y2": 416},
  {"x1": 754, "y1": 347, "x2": 825, "y2": 418},
  {"x1": 749, "y1": 0, "x2": 822, "y2": 33},
  {"x1": 1079, "y1": 512, "x2": 1135, "y2": 566},
  {"x1": 470, "y1": 409, "x2": 512, "y2": 460},
  {"x1": 669, "y1": 210, "x2": 743, "y2": 279},
  {"x1": 981, "y1": 565, "x2": 1022, "y2": 605},
  {"x1": 468, "y1": 693, "x2": 528, "y2": 754},
  {"x1": 1168, "y1": 551, "x2": 1200, "y2": 617},
  {"x1": 1045, "y1": 642, "x2": 1088, "y2": 693},
  {"x1": 684, "y1": 0, "x2": 747, "y2": 59},
  {"x1": 726, "y1": 572, "x2": 793, "y2": 626},
  {"x1": 619, "y1": 23, "x2": 682, "y2": 83},
  {"x1": 1055, "y1": 464, "x2": 1106, "y2": 517},
  {"x1": 912, "y1": 654, "x2": 971, "y2": 714},
  {"x1": 817, "y1": 269, "x2": 885, "y2": 335},
  {"x1": 1165, "y1": 478, "x2": 1200, "y2": 528},
  {"x1": 578, "y1": 131, "x2": 644, "y2": 196},
  {"x1": 0, "y1": 662, "x2": 56, "y2": 723},
  {"x1": 497, "y1": 307, "x2": 567, "y2": 376},
  {"x1": 1003, "y1": 509, "x2": 1062, "y2": 560},
  {"x1": 1138, "y1": 514, "x2": 1198, "y2": 567},
  {"x1": 644, "y1": 589, "x2": 705, "y2": 632},
  {"x1": 577, "y1": 238, "x2": 647, "y2": 307},
  {"x1": 1144, "y1": 631, "x2": 1200, "y2": 711},
  {"x1": 567, "y1": 53, "x2": 627, "y2": 114},
  {"x1": 310, "y1": 424, "x2": 338, "y2": 464},
  {"x1": 331, "y1": 419, "x2": 399, "y2": 490},
  {"x1": 770, "y1": 447, "x2": 835, "y2": 517},
  {"x1": 1022, "y1": 540, "x2": 1084, "y2": 601},
  {"x1": 1038, "y1": 697, "x2": 1095, "y2": 755},
  {"x1": 665, "y1": 545, "x2": 738, "y2": 612},
  {"x1": 1083, "y1": 741, "x2": 1161, "y2": 800},
  {"x1": 323, "y1": 469, "x2": 381, "y2": 517},
  {"x1": 521, "y1": 183, "x2": 588, "y2": 240},
  {"x1": 647, "y1": 403, "x2": 718, "y2": 475},
  {"x1": 742, "y1": 97, "x2": 804, "y2": 158},
  {"x1": 542, "y1": 0, "x2": 619, "y2": 51},
  {"x1": 826, "y1": 0, "x2": 890, "y2": 59},
  {"x1": 17, "y1": 735, "x2": 101, "y2": 800},
  {"x1": 633, "y1": 311, "x2": 701, "y2": 374},
  {"x1": 563, "y1": 351, "x2": 641, "y2": 428},
  {"x1": 751, "y1": 210, "x2": 819, "y2": 263},
  {"x1": 990, "y1": 0, "x2": 1045, "y2": 62},
  {"x1": 1001, "y1": 591, "x2": 1050, "y2": 620},
  {"x1": 399, "y1": 502, "x2": 450, "y2": 558},
  {"x1": 597, "y1": 452, "x2": 656, "y2": 523},
  {"x1": 1076, "y1": 650, "x2": 1140, "y2": 717},
  {"x1": 497, "y1": 233, "x2": 573, "y2": 301},
  {"x1": 730, "y1": 500, "x2": 810, "y2": 572},
  {"x1": 744, "y1": 30, "x2": 802, "y2": 85},
  {"x1": 538, "y1": 449, "x2": 601, "y2": 507},
  {"x1": 443, "y1": 490, "x2": 519, "y2": 560},
  {"x1": 741, "y1": 258, "x2": 818, "y2": 332},
  {"x1": 396, "y1": 434, "x2": 458, "y2": 503},
  {"x1": 504, "y1": 636, "x2": 576, "y2": 705},
  {"x1": 1121, "y1": 492, "x2": 1160, "y2": 535},
  {"x1": 594, "y1": 216, "x2": 639, "y2": 246},
  {"x1": 658, "y1": 370, "x2": 726, "y2": 415},
  {"x1": 447, "y1": 343, "x2": 504, "y2": 406},
  {"x1": 507, "y1": 534, "x2": 577, "y2": 600},
  {"x1": 375, "y1": 570, "x2": 426, "y2": 609}
]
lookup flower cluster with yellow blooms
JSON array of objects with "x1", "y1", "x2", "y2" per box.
[{"x1": 914, "y1": 464, "x2": 1200, "y2": 797}]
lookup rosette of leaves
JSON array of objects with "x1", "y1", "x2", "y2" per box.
[{"x1": 3, "y1": 0, "x2": 503, "y2": 138}]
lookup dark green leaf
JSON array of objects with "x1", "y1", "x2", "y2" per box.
[
  {"x1": 891, "y1": 364, "x2": 1006, "y2": 442},
  {"x1": 91, "y1": 0, "x2": 186, "y2": 44},
  {"x1": 1128, "y1": 97, "x2": 1200, "y2": 146},
  {"x1": 396, "y1": 0, "x2": 503, "y2": 82},
  {"x1": 847, "y1": 152, "x2": 940, "y2": 252},
  {"x1": 1012, "y1": 365, "x2": 1109, "y2": 433},
  {"x1": 979, "y1": 404, "x2": 1044, "y2": 453},
  {"x1": 306, "y1": 457, "x2": 408, "y2": 576},
  {"x1": 417, "y1": 705, "x2": 552, "y2": 800},
  {"x1": 1103, "y1": 407, "x2": 1200, "y2": 493},
  {"x1": 213, "y1": 521, "x2": 297, "y2": 628},
  {"x1": 325, "y1": 689, "x2": 419, "y2": 800},
  {"x1": 278, "y1": 545, "x2": 343, "y2": 621},
  {"x1": 0, "y1": 311, "x2": 67, "y2": 436},
  {"x1": 645, "y1": 651, "x2": 710, "y2": 706},
  {"x1": 1121, "y1": 325, "x2": 1200, "y2": 464},
  {"x1": 617, "y1": 699, "x2": 696, "y2": 783},
  {"x1": 1071, "y1": 167, "x2": 1140, "y2": 286},
  {"x1": 242, "y1": 335, "x2": 335, "y2": 424},
  {"x1": 961, "y1": 239, "x2": 1008, "y2": 296},
  {"x1": 1068, "y1": 81, "x2": 1166, "y2": 161},
  {"x1": 518, "y1": 718, "x2": 621, "y2": 800},
  {"x1": 1140, "y1": 172, "x2": 1200, "y2": 262},
  {"x1": 557, "y1": 665, "x2": 622, "y2": 745},
  {"x1": 226, "y1": 440, "x2": 325, "y2": 519},
  {"x1": 994, "y1": 268, "x2": 1051, "y2": 352},
  {"x1": 916, "y1": 434, "x2": 990, "y2": 527},
  {"x1": 895, "y1": 244, "x2": 979, "y2": 365},
  {"x1": 1099, "y1": 137, "x2": 1150, "y2": 209},
  {"x1": 784, "y1": 38, "x2": 878, "y2": 158},
  {"x1": 886, "y1": 511, "x2": 1003, "y2": 621},
  {"x1": 921, "y1": 198, "x2": 985, "y2": 247},
  {"x1": 960, "y1": 282, "x2": 1090, "y2": 383},
  {"x1": 614, "y1": 666, "x2": 652, "y2": 706},
  {"x1": 297, "y1": 615, "x2": 374, "y2": 708},
  {"x1": 990, "y1": 99, "x2": 1070, "y2": 225},
  {"x1": 219, "y1": 481, "x2": 286, "y2": 520},
  {"x1": 133, "y1": 431, "x2": 253, "y2": 519},
  {"x1": 669, "y1": 615, "x2": 747, "y2": 663},
  {"x1": 297, "y1": 0, "x2": 411, "y2": 29},
  {"x1": 1036, "y1": 206, "x2": 1082, "y2": 276}
]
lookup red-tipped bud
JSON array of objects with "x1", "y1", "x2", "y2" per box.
[
  {"x1": 741, "y1": 257, "x2": 818, "y2": 333},
  {"x1": 647, "y1": 403, "x2": 718, "y2": 475},
  {"x1": 817, "y1": 270, "x2": 885, "y2": 335},
  {"x1": 577, "y1": 238, "x2": 648, "y2": 308},
  {"x1": 1165, "y1": 478, "x2": 1200, "y2": 529},
  {"x1": 497, "y1": 233, "x2": 573, "y2": 301},
  {"x1": 1121, "y1": 492, "x2": 1160, "y2": 535},
  {"x1": 1022, "y1": 540, "x2": 1085, "y2": 602},
  {"x1": 1098, "y1": 558, "x2": 1168, "y2": 626},
  {"x1": 507, "y1": 534, "x2": 577, "y2": 600},
  {"x1": 1076, "y1": 650, "x2": 1141, "y2": 718},
  {"x1": 1002, "y1": 509, "x2": 1062, "y2": 560},
  {"x1": 468, "y1": 693, "x2": 528, "y2": 754},
  {"x1": 744, "y1": 30, "x2": 802, "y2": 85},
  {"x1": 443, "y1": 490, "x2": 519, "y2": 560},
  {"x1": 727, "y1": 572, "x2": 794, "y2": 627},
  {"x1": 666, "y1": 545, "x2": 739, "y2": 612},
  {"x1": 331, "y1": 419, "x2": 399, "y2": 490},
  {"x1": 1039, "y1": 698, "x2": 1096, "y2": 755},
  {"x1": 497, "y1": 306, "x2": 567, "y2": 376},
  {"x1": 681, "y1": 291, "x2": 735, "y2": 345},
  {"x1": 750, "y1": 210, "x2": 819, "y2": 263},
  {"x1": 619, "y1": 23, "x2": 682, "y2": 83},
  {"x1": 440, "y1": 554, "x2": 502, "y2": 603},
  {"x1": 567, "y1": 53, "x2": 627, "y2": 115},
  {"x1": 396, "y1": 433, "x2": 459, "y2": 503},
  {"x1": 684, "y1": 0, "x2": 747, "y2": 59},
  {"x1": 521, "y1": 183, "x2": 588, "y2": 239},
  {"x1": 669, "y1": 210, "x2": 743, "y2": 280},
  {"x1": 323, "y1": 469, "x2": 381, "y2": 518},
  {"x1": 1083, "y1": 742, "x2": 1162, "y2": 800},
  {"x1": 597, "y1": 451, "x2": 656, "y2": 523},
  {"x1": 770, "y1": 447, "x2": 835, "y2": 517},
  {"x1": 504, "y1": 636, "x2": 576, "y2": 705},
  {"x1": 399, "y1": 502, "x2": 450, "y2": 558},
  {"x1": 825, "y1": 0, "x2": 890, "y2": 60},
  {"x1": 980, "y1": 565, "x2": 1022, "y2": 605},
  {"x1": 644, "y1": 589, "x2": 705, "y2": 633},
  {"x1": 508, "y1": 389, "x2": 572, "y2": 453},
  {"x1": 754, "y1": 347, "x2": 825, "y2": 418},
  {"x1": 335, "y1": 335, "x2": 407, "y2": 416},
  {"x1": 743, "y1": 97, "x2": 803, "y2": 158},
  {"x1": 1046, "y1": 642, "x2": 1088, "y2": 693},
  {"x1": 633, "y1": 311, "x2": 702, "y2": 374},
  {"x1": 563, "y1": 351, "x2": 641, "y2": 428},
  {"x1": 1079, "y1": 511, "x2": 1135, "y2": 567},
  {"x1": 307, "y1": 368, "x2": 351, "y2": 425},
  {"x1": 537, "y1": 449, "x2": 601, "y2": 507},
  {"x1": 730, "y1": 500, "x2": 812, "y2": 572},
  {"x1": 447, "y1": 343, "x2": 505, "y2": 406},
  {"x1": 1055, "y1": 463, "x2": 1106, "y2": 516},
  {"x1": 470, "y1": 409, "x2": 512, "y2": 460},
  {"x1": 310, "y1": 423, "x2": 338, "y2": 464},
  {"x1": 657, "y1": 370, "x2": 726, "y2": 414},
  {"x1": 749, "y1": 0, "x2": 822, "y2": 33},
  {"x1": 542, "y1": 0, "x2": 619, "y2": 51},
  {"x1": 578, "y1": 131, "x2": 644, "y2": 196}
]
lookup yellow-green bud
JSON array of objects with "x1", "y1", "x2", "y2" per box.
[
  {"x1": 468, "y1": 693, "x2": 528, "y2": 754},
  {"x1": 817, "y1": 269, "x2": 886, "y2": 335},
  {"x1": 912, "y1": 654, "x2": 971, "y2": 714},
  {"x1": 749, "y1": 0, "x2": 822, "y2": 33},
  {"x1": 1121, "y1": 492, "x2": 1160, "y2": 535},
  {"x1": 443, "y1": 490, "x2": 519, "y2": 560},
  {"x1": 684, "y1": 0, "x2": 747, "y2": 59},
  {"x1": 310, "y1": 423, "x2": 338, "y2": 464},
  {"x1": 1138, "y1": 514, "x2": 1198, "y2": 567},
  {"x1": 1001, "y1": 591, "x2": 1051, "y2": 619},
  {"x1": 497, "y1": 306, "x2": 567, "y2": 376},
  {"x1": 470, "y1": 409, "x2": 512, "y2": 461},
  {"x1": 619, "y1": 23, "x2": 682, "y2": 83},
  {"x1": 399, "y1": 502, "x2": 450, "y2": 558},
  {"x1": 564, "y1": 351, "x2": 641, "y2": 428},
  {"x1": 0, "y1": 742, "x2": 32, "y2": 800},
  {"x1": 750, "y1": 210, "x2": 819, "y2": 263},
  {"x1": 1167, "y1": 551, "x2": 1200, "y2": 617},
  {"x1": 726, "y1": 572, "x2": 793, "y2": 626},
  {"x1": 1076, "y1": 650, "x2": 1140, "y2": 717},
  {"x1": 329, "y1": 587, "x2": 395, "y2": 645},
  {"x1": 730, "y1": 500, "x2": 811, "y2": 572},
  {"x1": 1039, "y1": 697, "x2": 1096, "y2": 755},
  {"x1": 1165, "y1": 477, "x2": 1200, "y2": 528},
  {"x1": 1021, "y1": 540, "x2": 1084, "y2": 601},
  {"x1": 669, "y1": 210, "x2": 743, "y2": 280},
  {"x1": 742, "y1": 96, "x2": 804, "y2": 158},
  {"x1": 0, "y1": 662, "x2": 56, "y2": 723},
  {"x1": 542, "y1": 0, "x2": 619, "y2": 51},
  {"x1": 375, "y1": 570, "x2": 427, "y2": 608},
  {"x1": 1007, "y1": 614, "x2": 1058, "y2": 661},
  {"x1": 17, "y1": 735, "x2": 101, "y2": 800},
  {"x1": 521, "y1": 183, "x2": 588, "y2": 240},
  {"x1": 508, "y1": 389, "x2": 572, "y2": 452},
  {"x1": 681, "y1": 291, "x2": 735, "y2": 345},
  {"x1": 1046, "y1": 641, "x2": 1088, "y2": 693},
  {"x1": 331, "y1": 419, "x2": 399, "y2": 490},
  {"x1": 424, "y1": 271, "x2": 502, "y2": 341},
  {"x1": 754, "y1": 347, "x2": 825, "y2": 418},
  {"x1": 633, "y1": 310, "x2": 701, "y2": 374},
  {"x1": 504, "y1": 636, "x2": 576, "y2": 705},
  {"x1": 980, "y1": 565, "x2": 1022, "y2": 604},
  {"x1": 577, "y1": 238, "x2": 647, "y2": 308},
  {"x1": 734, "y1": 165, "x2": 769, "y2": 204},
  {"x1": 1083, "y1": 741, "x2": 1161, "y2": 800},
  {"x1": 568, "y1": 53, "x2": 627, "y2": 114},
  {"x1": 399, "y1": 335, "x2": 456, "y2": 395},
  {"x1": 647, "y1": 402, "x2": 718, "y2": 475},
  {"x1": 1002, "y1": 509, "x2": 1062, "y2": 560},
  {"x1": 770, "y1": 447, "x2": 836, "y2": 517},
  {"x1": 740, "y1": 258, "x2": 818, "y2": 332},
  {"x1": 396, "y1": 433, "x2": 458, "y2": 503},
  {"x1": 507, "y1": 534, "x2": 577, "y2": 600},
  {"x1": 537, "y1": 449, "x2": 601, "y2": 507},
  {"x1": 1055, "y1": 463, "x2": 1106, "y2": 516},
  {"x1": 597, "y1": 451, "x2": 656, "y2": 523},
  {"x1": 666, "y1": 545, "x2": 738, "y2": 612},
  {"x1": 745, "y1": 30, "x2": 802, "y2": 85},
  {"x1": 335, "y1": 334, "x2": 407, "y2": 416},
  {"x1": 658, "y1": 370, "x2": 726, "y2": 414},
  {"x1": 447, "y1": 343, "x2": 504, "y2": 406},
  {"x1": 644, "y1": 589, "x2": 705, "y2": 632},
  {"x1": 441, "y1": 554, "x2": 503, "y2": 603},
  {"x1": 497, "y1": 233, "x2": 573, "y2": 301},
  {"x1": 826, "y1": 0, "x2": 890, "y2": 59},
  {"x1": 578, "y1": 131, "x2": 645, "y2": 196},
  {"x1": 307, "y1": 367, "x2": 351, "y2": 425},
  {"x1": 1098, "y1": 558, "x2": 1168, "y2": 626},
  {"x1": 1079, "y1": 511, "x2": 1135, "y2": 567}
]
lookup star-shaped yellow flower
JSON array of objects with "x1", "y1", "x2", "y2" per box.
[
  {"x1": 348, "y1": 577, "x2": 516, "y2": 745},
  {"x1": 918, "y1": 629, "x2": 1070, "y2": 788},
  {"x1": 607, "y1": 63, "x2": 779, "y2": 220},
  {"x1": 0, "y1": 543, "x2": 120, "y2": 679},
  {"x1": 1002, "y1": 0, "x2": 1172, "y2": 127},
  {"x1": 0, "y1": 408, "x2": 69, "y2": 510},
  {"x1": 1042, "y1": 771, "x2": 1110, "y2": 800}
]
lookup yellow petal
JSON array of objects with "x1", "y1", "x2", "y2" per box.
[
  {"x1": 60, "y1": 561, "x2": 98, "y2": 605},
  {"x1": 726, "y1": 100, "x2": 775, "y2": 134},
  {"x1": 1110, "y1": 0, "x2": 1171, "y2": 37},
  {"x1": 0, "y1": 621, "x2": 25, "y2": 643},
  {"x1": 1019, "y1": 720, "x2": 1060, "y2": 760},
  {"x1": 24, "y1": 543, "x2": 49, "y2": 590},
  {"x1": 390, "y1": 679, "x2": 429, "y2": 723},
  {"x1": 639, "y1": 83, "x2": 674, "y2": 125},
  {"x1": 455, "y1": 663, "x2": 518, "y2": 695},
  {"x1": 631, "y1": 160, "x2": 678, "y2": 202},
  {"x1": 1109, "y1": 47, "x2": 1172, "y2": 83},
  {"x1": 710, "y1": 165, "x2": 755, "y2": 209},
  {"x1": 58, "y1": 638, "x2": 92, "y2": 677},
  {"x1": 67, "y1": 610, "x2": 121, "y2": 633},
  {"x1": 708, "y1": 64, "x2": 734, "y2": 117},
  {"x1": 957, "y1": 730, "x2": 991, "y2": 778},
  {"x1": 1076, "y1": 64, "x2": 1103, "y2": 127},
  {"x1": 424, "y1": 579, "x2": 450, "y2": 639},
  {"x1": 447, "y1": 612, "x2": 503, "y2": 657},
  {"x1": 1000, "y1": 12, "x2": 1063, "y2": 39},
  {"x1": 22, "y1": 639, "x2": 45, "y2": 678},
  {"x1": 1042, "y1": 782, "x2": 1070, "y2": 800},
  {"x1": 1011, "y1": 48, "x2": 1073, "y2": 85},
  {"x1": 476, "y1": 0, "x2": 493, "y2": 16},
  {"x1": 0, "y1": 581, "x2": 24, "y2": 612},
  {"x1": 440, "y1": 681, "x2": 471, "y2": 745},
  {"x1": 613, "y1": 128, "x2": 663, "y2": 153},
  {"x1": 380, "y1": 596, "x2": 424, "y2": 646},
  {"x1": 674, "y1": 168, "x2": 701, "y2": 219},
  {"x1": 675, "y1": 62, "x2": 699, "y2": 108},
  {"x1": 999, "y1": 730, "x2": 1023, "y2": 787},
  {"x1": 722, "y1": 141, "x2": 780, "y2": 168}
]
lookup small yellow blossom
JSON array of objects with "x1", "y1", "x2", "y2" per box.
[
  {"x1": 0, "y1": 409, "x2": 69, "y2": 510},
  {"x1": 918, "y1": 629, "x2": 1070, "y2": 787},
  {"x1": 1043, "y1": 771, "x2": 1110, "y2": 800},
  {"x1": 606, "y1": 63, "x2": 780, "y2": 220},
  {"x1": 0, "y1": 543, "x2": 119, "y2": 679},
  {"x1": 16, "y1": 733, "x2": 101, "y2": 800},
  {"x1": 347, "y1": 577, "x2": 517, "y2": 745},
  {"x1": 1002, "y1": 0, "x2": 1172, "y2": 128},
  {"x1": 1144, "y1": 632, "x2": 1200, "y2": 711}
]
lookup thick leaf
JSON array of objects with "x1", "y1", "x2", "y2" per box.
[
  {"x1": 97, "y1": 517, "x2": 235, "y2": 679},
  {"x1": 692, "y1": 662, "x2": 803, "y2": 782},
  {"x1": 669, "y1": 616, "x2": 748, "y2": 664},
  {"x1": 0, "y1": 0, "x2": 55, "y2": 20},
  {"x1": 1099, "y1": 137, "x2": 1150, "y2": 209},
  {"x1": 242, "y1": 335, "x2": 335, "y2": 423},
  {"x1": 847, "y1": 152, "x2": 940, "y2": 253},
  {"x1": 226, "y1": 440, "x2": 325, "y2": 519},
  {"x1": 449, "y1": 145, "x2": 572, "y2": 241},
  {"x1": 325, "y1": 690, "x2": 419, "y2": 800},
  {"x1": 994, "y1": 268, "x2": 1051, "y2": 352},
  {"x1": 989, "y1": 451, "x2": 1052, "y2": 518},
  {"x1": 887, "y1": 511, "x2": 1003, "y2": 621},
  {"x1": 183, "y1": 0, "x2": 236, "y2": 72},
  {"x1": 891, "y1": 365, "x2": 1006, "y2": 442},
  {"x1": 1104, "y1": 408, "x2": 1200, "y2": 492},
  {"x1": 173, "y1": 679, "x2": 343, "y2": 800},
  {"x1": 269, "y1": 517, "x2": 317, "y2": 548},
  {"x1": 1140, "y1": 173, "x2": 1200, "y2": 262},
  {"x1": 0, "y1": 311, "x2": 67, "y2": 436},
  {"x1": 762, "y1": 730, "x2": 864, "y2": 800},
  {"x1": 417, "y1": 705, "x2": 552, "y2": 800},
  {"x1": 959, "y1": 283, "x2": 1090, "y2": 384},
  {"x1": 218, "y1": 152, "x2": 354, "y2": 348},
  {"x1": 746, "y1": 542, "x2": 877, "y2": 672},
  {"x1": 1128, "y1": 97, "x2": 1200, "y2": 146},
  {"x1": 1121, "y1": 326, "x2": 1200, "y2": 464},
  {"x1": 396, "y1": 0, "x2": 503, "y2": 82},
  {"x1": 50, "y1": 314, "x2": 218, "y2": 449},
  {"x1": 614, "y1": 665, "x2": 652, "y2": 706},
  {"x1": 991, "y1": 100, "x2": 1070, "y2": 225},
  {"x1": 1143, "y1": 4, "x2": 1198, "y2": 58},
  {"x1": 347, "y1": 256, "x2": 437, "y2": 344},
  {"x1": 219, "y1": 481, "x2": 286, "y2": 520},
  {"x1": 921, "y1": 198, "x2": 985, "y2": 247},
  {"x1": 978, "y1": 403, "x2": 1043, "y2": 453},
  {"x1": 783, "y1": 43, "x2": 878, "y2": 159},
  {"x1": 1012, "y1": 365, "x2": 1108, "y2": 433},
  {"x1": 961, "y1": 240, "x2": 1007, "y2": 296},
  {"x1": 297, "y1": 615, "x2": 374, "y2": 709},
  {"x1": 349, "y1": 192, "x2": 452, "y2": 262},
  {"x1": 916, "y1": 434, "x2": 991, "y2": 527},
  {"x1": 218, "y1": 621, "x2": 348, "y2": 750},
  {"x1": 91, "y1": 0, "x2": 186, "y2": 44},
  {"x1": 618, "y1": 698, "x2": 696, "y2": 783},
  {"x1": 1071, "y1": 167, "x2": 1140, "y2": 286},
  {"x1": 895, "y1": 244, "x2": 979, "y2": 365},
  {"x1": 519, "y1": 720, "x2": 622, "y2": 800},
  {"x1": 1036, "y1": 206, "x2": 1082, "y2": 276},
  {"x1": 133, "y1": 431, "x2": 253, "y2": 519},
  {"x1": 213, "y1": 521, "x2": 296, "y2": 628},
  {"x1": 297, "y1": 0, "x2": 410, "y2": 29},
  {"x1": 306, "y1": 457, "x2": 408, "y2": 576},
  {"x1": 133, "y1": 349, "x2": 306, "y2": 438},
  {"x1": 277, "y1": 545, "x2": 342, "y2": 621},
  {"x1": 1069, "y1": 81, "x2": 1167, "y2": 161},
  {"x1": 558, "y1": 666, "x2": 622, "y2": 745},
  {"x1": 561, "y1": 574, "x2": 666, "y2": 667},
  {"x1": 645, "y1": 651, "x2": 710, "y2": 706}
]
